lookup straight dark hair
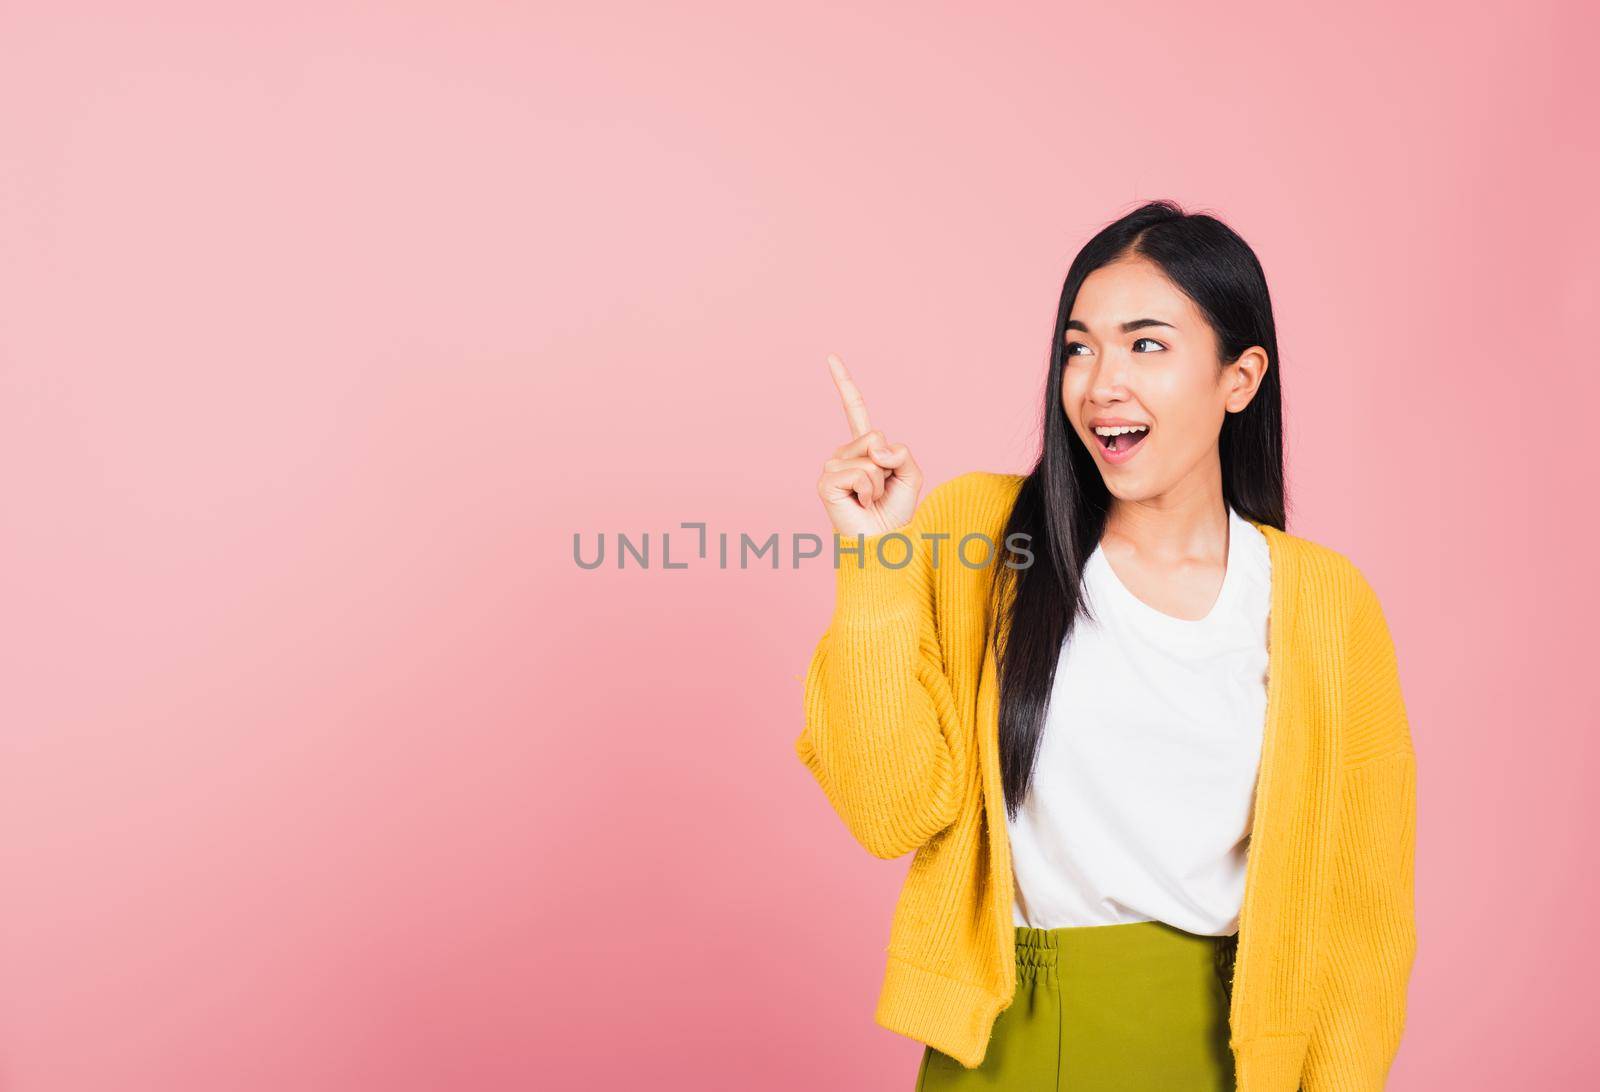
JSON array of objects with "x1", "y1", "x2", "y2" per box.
[{"x1": 992, "y1": 199, "x2": 1287, "y2": 822}]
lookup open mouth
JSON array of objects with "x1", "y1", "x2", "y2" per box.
[{"x1": 1093, "y1": 424, "x2": 1150, "y2": 455}]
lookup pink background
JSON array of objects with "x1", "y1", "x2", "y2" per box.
[{"x1": 1, "y1": 2, "x2": 1594, "y2": 1089}]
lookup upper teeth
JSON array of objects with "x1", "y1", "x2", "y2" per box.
[{"x1": 1094, "y1": 425, "x2": 1148, "y2": 436}]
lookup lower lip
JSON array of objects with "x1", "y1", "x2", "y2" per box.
[{"x1": 1095, "y1": 430, "x2": 1149, "y2": 465}]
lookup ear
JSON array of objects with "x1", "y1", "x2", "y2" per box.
[{"x1": 1225, "y1": 346, "x2": 1270, "y2": 412}]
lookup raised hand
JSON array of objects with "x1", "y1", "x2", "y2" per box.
[{"x1": 816, "y1": 352, "x2": 924, "y2": 537}]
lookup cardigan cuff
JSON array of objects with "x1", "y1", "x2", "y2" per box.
[
  {"x1": 1232, "y1": 1032, "x2": 1310, "y2": 1092},
  {"x1": 873, "y1": 954, "x2": 1008, "y2": 1071},
  {"x1": 829, "y1": 529, "x2": 927, "y2": 627}
]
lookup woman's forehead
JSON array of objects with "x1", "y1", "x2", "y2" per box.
[{"x1": 1071, "y1": 259, "x2": 1195, "y2": 327}]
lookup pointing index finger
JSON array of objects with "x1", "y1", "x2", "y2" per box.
[{"x1": 827, "y1": 352, "x2": 873, "y2": 439}]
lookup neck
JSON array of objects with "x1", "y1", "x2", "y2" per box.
[{"x1": 1101, "y1": 460, "x2": 1230, "y2": 565}]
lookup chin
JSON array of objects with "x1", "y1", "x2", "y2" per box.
[{"x1": 1101, "y1": 475, "x2": 1163, "y2": 503}]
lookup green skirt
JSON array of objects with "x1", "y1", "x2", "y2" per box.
[{"x1": 915, "y1": 920, "x2": 1239, "y2": 1091}]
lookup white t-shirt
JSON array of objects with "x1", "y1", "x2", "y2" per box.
[{"x1": 1008, "y1": 506, "x2": 1272, "y2": 937}]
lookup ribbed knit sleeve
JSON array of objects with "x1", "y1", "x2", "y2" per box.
[
  {"x1": 1301, "y1": 570, "x2": 1418, "y2": 1091},
  {"x1": 795, "y1": 481, "x2": 965, "y2": 860}
]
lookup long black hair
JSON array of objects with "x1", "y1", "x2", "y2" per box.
[{"x1": 993, "y1": 199, "x2": 1287, "y2": 822}]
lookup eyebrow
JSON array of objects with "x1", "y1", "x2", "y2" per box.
[{"x1": 1066, "y1": 318, "x2": 1177, "y2": 334}]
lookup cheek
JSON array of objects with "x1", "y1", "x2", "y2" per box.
[
  {"x1": 1146, "y1": 366, "x2": 1224, "y2": 444},
  {"x1": 1060, "y1": 369, "x2": 1089, "y2": 414}
]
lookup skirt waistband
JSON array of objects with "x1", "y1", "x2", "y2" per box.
[{"x1": 1014, "y1": 921, "x2": 1239, "y2": 977}]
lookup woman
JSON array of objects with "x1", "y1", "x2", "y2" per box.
[{"x1": 797, "y1": 201, "x2": 1417, "y2": 1091}]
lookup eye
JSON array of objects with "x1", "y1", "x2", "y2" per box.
[
  {"x1": 1064, "y1": 341, "x2": 1091, "y2": 358},
  {"x1": 1132, "y1": 337, "x2": 1167, "y2": 352}
]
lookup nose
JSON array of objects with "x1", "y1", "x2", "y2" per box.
[{"x1": 1088, "y1": 352, "x2": 1132, "y2": 402}]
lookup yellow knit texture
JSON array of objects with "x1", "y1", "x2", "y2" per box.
[{"x1": 798, "y1": 471, "x2": 1417, "y2": 1090}]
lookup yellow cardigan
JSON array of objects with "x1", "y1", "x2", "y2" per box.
[{"x1": 797, "y1": 471, "x2": 1417, "y2": 1091}]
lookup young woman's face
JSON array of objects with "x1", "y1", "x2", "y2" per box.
[{"x1": 1061, "y1": 256, "x2": 1265, "y2": 504}]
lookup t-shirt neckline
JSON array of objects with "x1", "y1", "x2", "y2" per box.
[{"x1": 1087, "y1": 507, "x2": 1249, "y2": 634}]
